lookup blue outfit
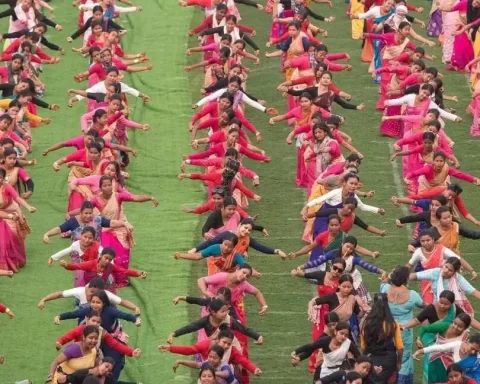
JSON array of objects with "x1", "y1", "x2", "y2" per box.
[
  {"x1": 380, "y1": 283, "x2": 424, "y2": 384},
  {"x1": 200, "y1": 244, "x2": 246, "y2": 266},
  {"x1": 195, "y1": 230, "x2": 276, "y2": 255}
]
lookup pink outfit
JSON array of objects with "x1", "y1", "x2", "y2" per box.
[
  {"x1": 442, "y1": 0, "x2": 460, "y2": 63},
  {"x1": 9, "y1": 5, "x2": 36, "y2": 34}
]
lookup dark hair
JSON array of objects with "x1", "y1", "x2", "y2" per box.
[
  {"x1": 92, "y1": 108, "x2": 107, "y2": 123},
  {"x1": 425, "y1": 67, "x2": 439, "y2": 77},
  {"x1": 446, "y1": 363, "x2": 463, "y2": 376},
  {"x1": 324, "y1": 311, "x2": 340, "y2": 324},
  {"x1": 87, "y1": 142, "x2": 102, "y2": 153},
  {"x1": 240, "y1": 217, "x2": 255, "y2": 227},
  {"x1": 420, "y1": 83, "x2": 435, "y2": 94},
  {"x1": 346, "y1": 372, "x2": 363, "y2": 381},
  {"x1": 315, "y1": 44, "x2": 328, "y2": 53},
  {"x1": 236, "y1": 263, "x2": 252, "y2": 273},
  {"x1": 469, "y1": 334, "x2": 480, "y2": 345},
  {"x1": 342, "y1": 235, "x2": 357, "y2": 248},
  {"x1": 422, "y1": 131, "x2": 436, "y2": 142},
  {"x1": 326, "y1": 115, "x2": 341, "y2": 127},
  {"x1": 356, "y1": 355, "x2": 373, "y2": 365},
  {"x1": 88, "y1": 277, "x2": 106, "y2": 290},
  {"x1": 431, "y1": 194, "x2": 447, "y2": 206},
  {"x1": 439, "y1": 290, "x2": 455, "y2": 304},
  {"x1": 209, "y1": 298, "x2": 227, "y2": 313},
  {"x1": 92, "y1": 5, "x2": 104, "y2": 13},
  {"x1": 312, "y1": 121, "x2": 333, "y2": 139},
  {"x1": 91, "y1": 290, "x2": 111, "y2": 308},
  {"x1": 413, "y1": 59, "x2": 426, "y2": 70},
  {"x1": 222, "y1": 196, "x2": 237, "y2": 208},
  {"x1": 390, "y1": 266, "x2": 410, "y2": 287},
  {"x1": 332, "y1": 257, "x2": 347, "y2": 270},
  {"x1": 199, "y1": 367, "x2": 216, "y2": 380},
  {"x1": 363, "y1": 293, "x2": 397, "y2": 349},
  {"x1": 86, "y1": 310, "x2": 101, "y2": 319},
  {"x1": 81, "y1": 226, "x2": 97, "y2": 238},
  {"x1": 219, "y1": 46, "x2": 231, "y2": 58},
  {"x1": 0, "y1": 138, "x2": 14, "y2": 146},
  {"x1": 435, "y1": 205, "x2": 450, "y2": 220},
  {"x1": 428, "y1": 120, "x2": 442, "y2": 132},
  {"x1": 219, "y1": 92, "x2": 234, "y2": 105},
  {"x1": 217, "y1": 327, "x2": 234, "y2": 340},
  {"x1": 208, "y1": 344, "x2": 225, "y2": 359},
  {"x1": 80, "y1": 201, "x2": 95, "y2": 212},
  {"x1": 447, "y1": 183, "x2": 463, "y2": 196},
  {"x1": 216, "y1": 3, "x2": 228, "y2": 11},
  {"x1": 82, "y1": 377, "x2": 100, "y2": 384},
  {"x1": 222, "y1": 109, "x2": 236, "y2": 124},
  {"x1": 336, "y1": 321, "x2": 350, "y2": 332},
  {"x1": 85, "y1": 129, "x2": 99, "y2": 138},
  {"x1": 223, "y1": 232, "x2": 239, "y2": 247},
  {"x1": 3, "y1": 148, "x2": 17, "y2": 158},
  {"x1": 418, "y1": 230, "x2": 435, "y2": 241},
  {"x1": 338, "y1": 274, "x2": 354, "y2": 289},
  {"x1": 91, "y1": 19, "x2": 103, "y2": 29},
  {"x1": 102, "y1": 356, "x2": 115, "y2": 366},
  {"x1": 344, "y1": 197, "x2": 358, "y2": 208},
  {"x1": 456, "y1": 313, "x2": 472, "y2": 329},
  {"x1": 99, "y1": 175, "x2": 113, "y2": 188},
  {"x1": 224, "y1": 147, "x2": 239, "y2": 159},
  {"x1": 220, "y1": 34, "x2": 232, "y2": 43},
  {"x1": 34, "y1": 22, "x2": 47, "y2": 32},
  {"x1": 216, "y1": 287, "x2": 232, "y2": 303},
  {"x1": 343, "y1": 172, "x2": 360, "y2": 183},
  {"x1": 288, "y1": 20, "x2": 301, "y2": 29},
  {"x1": 225, "y1": 14, "x2": 237, "y2": 23},
  {"x1": 328, "y1": 214, "x2": 341, "y2": 225},
  {"x1": 398, "y1": 21, "x2": 411, "y2": 30},
  {"x1": 345, "y1": 154, "x2": 362, "y2": 164},
  {"x1": 414, "y1": 46, "x2": 425, "y2": 55},
  {"x1": 0, "y1": 114, "x2": 13, "y2": 123},
  {"x1": 105, "y1": 160, "x2": 124, "y2": 186},
  {"x1": 445, "y1": 256, "x2": 461, "y2": 272},
  {"x1": 101, "y1": 247, "x2": 116, "y2": 258},
  {"x1": 83, "y1": 325, "x2": 100, "y2": 338},
  {"x1": 212, "y1": 186, "x2": 226, "y2": 197},
  {"x1": 299, "y1": 91, "x2": 313, "y2": 101},
  {"x1": 0, "y1": 168, "x2": 5, "y2": 178},
  {"x1": 433, "y1": 150, "x2": 446, "y2": 161},
  {"x1": 312, "y1": 111, "x2": 325, "y2": 121}
]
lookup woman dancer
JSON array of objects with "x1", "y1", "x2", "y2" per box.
[
  {"x1": 380, "y1": 266, "x2": 424, "y2": 384},
  {"x1": 0, "y1": 167, "x2": 35, "y2": 272}
]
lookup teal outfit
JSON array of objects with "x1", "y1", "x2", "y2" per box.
[
  {"x1": 200, "y1": 244, "x2": 246, "y2": 266},
  {"x1": 373, "y1": 11, "x2": 395, "y2": 82},
  {"x1": 380, "y1": 283, "x2": 423, "y2": 384}
]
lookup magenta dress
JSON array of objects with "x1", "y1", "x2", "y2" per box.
[{"x1": 451, "y1": 1, "x2": 474, "y2": 70}]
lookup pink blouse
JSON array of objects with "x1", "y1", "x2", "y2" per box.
[
  {"x1": 203, "y1": 272, "x2": 256, "y2": 304},
  {"x1": 70, "y1": 175, "x2": 126, "y2": 194},
  {"x1": 90, "y1": 191, "x2": 133, "y2": 211}
]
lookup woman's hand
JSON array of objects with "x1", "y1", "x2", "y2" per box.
[
  {"x1": 276, "y1": 249, "x2": 287, "y2": 260},
  {"x1": 471, "y1": 270, "x2": 478, "y2": 281},
  {"x1": 172, "y1": 296, "x2": 183, "y2": 305},
  {"x1": 54, "y1": 315, "x2": 61, "y2": 325},
  {"x1": 291, "y1": 352, "x2": 301, "y2": 366},
  {"x1": 135, "y1": 318, "x2": 142, "y2": 326},
  {"x1": 259, "y1": 305, "x2": 268, "y2": 316},
  {"x1": 158, "y1": 344, "x2": 170, "y2": 352},
  {"x1": 132, "y1": 348, "x2": 142, "y2": 357},
  {"x1": 396, "y1": 219, "x2": 404, "y2": 228},
  {"x1": 255, "y1": 335, "x2": 264, "y2": 345},
  {"x1": 416, "y1": 337, "x2": 423, "y2": 349},
  {"x1": 140, "y1": 271, "x2": 148, "y2": 279},
  {"x1": 412, "y1": 350, "x2": 423, "y2": 360},
  {"x1": 378, "y1": 208, "x2": 386, "y2": 215}
]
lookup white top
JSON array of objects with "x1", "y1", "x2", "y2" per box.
[
  {"x1": 75, "y1": 81, "x2": 140, "y2": 101},
  {"x1": 357, "y1": 6, "x2": 382, "y2": 19},
  {"x1": 423, "y1": 340, "x2": 463, "y2": 362},
  {"x1": 62, "y1": 286, "x2": 122, "y2": 306},
  {"x1": 306, "y1": 187, "x2": 380, "y2": 213},
  {"x1": 408, "y1": 246, "x2": 459, "y2": 266},
  {"x1": 384, "y1": 94, "x2": 458, "y2": 122},
  {"x1": 50, "y1": 240, "x2": 103, "y2": 261},
  {"x1": 79, "y1": 4, "x2": 138, "y2": 13},
  {"x1": 196, "y1": 88, "x2": 266, "y2": 112}
]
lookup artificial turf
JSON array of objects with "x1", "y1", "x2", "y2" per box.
[{"x1": 1, "y1": 0, "x2": 480, "y2": 383}]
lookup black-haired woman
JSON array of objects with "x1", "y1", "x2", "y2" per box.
[
  {"x1": 380, "y1": 266, "x2": 424, "y2": 384},
  {"x1": 360, "y1": 292, "x2": 404, "y2": 384}
]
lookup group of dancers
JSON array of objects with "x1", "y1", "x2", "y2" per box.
[{"x1": 1, "y1": 0, "x2": 480, "y2": 383}]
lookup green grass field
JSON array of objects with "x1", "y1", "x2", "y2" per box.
[{"x1": 1, "y1": 0, "x2": 480, "y2": 383}]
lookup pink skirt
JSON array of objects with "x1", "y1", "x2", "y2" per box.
[
  {"x1": 0, "y1": 220, "x2": 26, "y2": 272},
  {"x1": 67, "y1": 191, "x2": 85, "y2": 212},
  {"x1": 296, "y1": 146, "x2": 308, "y2": 187},
  {"x1": 100, "y1": 231, "x2": 131, "y2": 288},
  {"x1": 379, "y1": 105, "x2": 403, "y2": 138},
  {"x1": 451, "y1": 30, "x2": 474, "y2": 70}
]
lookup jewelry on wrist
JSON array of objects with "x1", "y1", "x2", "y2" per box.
[{"x1": 7, "y1": 214, "x2": 13, "y2": 219}]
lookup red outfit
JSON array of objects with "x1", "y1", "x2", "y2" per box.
[
  {"x1": 190, "y1": 14, "x2": 254, "y2": 34},
  {"x1": 187, "y1": 142, "x2": 268, "y2": 162},
  {"x1": 57, "y1": 324, "x2": 134, "y2": 356},
  {"x1": 169, "y1": 339, "x2": 258, "y2": 373},
  {"x1": 190, "y1": 170, "x2": 256, "y2": 199},
  {"x1": 409, "y1": 186, "x2": 470, "y2": 217},
  {"x1": 0, "y1": 303, "x2": 7, "y2": 312}
]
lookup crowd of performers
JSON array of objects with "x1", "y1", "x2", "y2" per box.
[{"x1": 2, "y1": 0, "x2": 480, "y2": 383}]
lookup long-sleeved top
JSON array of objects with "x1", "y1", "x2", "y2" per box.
[
  {"x1": 306, "y1": 188, "x2": 380, "y2": 213},
  {"x1": 204, "y1": 77, "x2": 258, "y2": 102},
  {"x1": 0, "y1": 83, "x2": 51, "y2": 109},
  {"x1": 409, "y1": 187, "x2": 470, "y2": 218},
  {"x1": 74, "y1": 81, "x2": 140, "y2": 101},
  {"x1": 314, "y1": 208, "x2": 369, "y2": 231},
  {"x1": 0, "y1": 303, "x2": 7, "y2": 313},
  {"x1": 405, "y1": 164, "x2": 476, "y2": 184},
  {"x1": 384, "y1": 94, "x2": 458, "y2": 121},
  {"x1": 187, "y1": 142, "x2": 267, "y2": 161},
  {"x1": 173, "y1": 315, "x2": 260, "y2": 340},
  {"x1": 70, "y1": 16, "x2": 124, "y2": 40},
  {"x1": 196, "y1": 88, "x2": 266, "y2": 112},
  {"x1": 414, "y1": 268, "x2": 476, "y2": 301},
  {"x1": 0, "y1": 98, "x2": 42, "y2": 123},
  {"x1": 59, "y1": 305, "x2": 136, "y2": 333},
  {"x1": 50, "y1": 240, "x2": 102, "y2": 261},
  {"x1": 199, "y1": 26, "x2": 259, "y2": 50},
  {"x1": 186, "y1": 158, "x2": 257, "y2": 180},
  {"x1": 202, "y1": 209, "x2": 264, "y2": 236},
  {"x1": 169, "y1": 339, "x2": 257, "y2": 372},
  {"x1": 199, "y1": 243, "x2": 246, "y2": 266},
  {"x1": 295, "y1": 335, "x2": 360, "y2": 361},
  {"x1": 63, "y1": 259, "x2": 141, "y2": 279},
  {"x1": 304, "y1": 250, "x2": 381, "y2": 273},
  {"x1": 62, "y1": 369, "x2": 115, "y2": 384},
  {"x1": 188, "y1": 171, "x2": 256, "y2": 200},
  {"x1": 1, "y1": 28, "x2": 61, "y2": 51},
  {"x1": 195, "y1": 230, "x2": 276, "y2": 255},
  {"x1": 410, "y1": 225, "x2": 480, "y2": 248},
  {"x1": 190, "y1": 14, "x2": 254, "y2": 34},
  {"x1": 287, "y1": 86, "x2": 358, "y2": 110},
  {"x1": 57, "y1": 325, "x2": 134, "y2": 356},
  {"x1": 185, "y1": 296, "x2": 239, "y2": 319}
]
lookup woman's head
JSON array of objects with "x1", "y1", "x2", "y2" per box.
[
  {"x1": 220, "y1": 233, "x2": 239, "y2": 255},
  {"x1": 219, "y1": 92, "x2": 234, "y2": 110},
  {"x1": 342, "y1": 197, "x2": 358, "y2": 215},
  {"x1": 80, "y1": 226, "x2": 96, "y2": 246},
  {"x1": 99, "y1": 176, "x2": 113, "y2": 195},
  {"x1": 346, "y1": 371, "x2": 363, "y2": 384},
  {"x1": 435, "y1": 205, "x2": 452, "y2": 225},
  {"x1": 234, "y1": 263, "x2": 252, "y2": 282},
  {"x1": 299, "y1": 92, "x2": 313, "y2": 109},
  {"x1": 238, "y1": 218, "x2": 254, "y2": 237},
  {"x1": 337, "y1": 274, "x2": 354, "y2": 296},
  {"x1": 438, "y1": 290, "x2": 455, "y2": 312},
  {"x1": 363, "y1": 293, "x2": 396, "y2": 346},
  {"x1": 208, "y1": 298, "x2": 229, "y2": 320},
  {"x1": 87, "y1": 142, "x2": 102, "y2": 162},
  {"x1": 216, "y1": 327, "x2": 234, "y2": 349},
  {"x1": 446, "y1": 363, "x2": 465, "y2": 384},
  {"x1": 418, "y1": 83, "x2": 434, "y2": 101},
  {"x1": 354, "y1": 355, "x2": 373, "y2": 378},
  {"x1": 340, "y1": 235, "x2": 357, "y2": 255},
  {"x1": 80, "y1": 201, "x2": 95, "y2": 222},
  {"x1": 343, "y1": 172, "x2": 360, "y2": 192},
  {"x1": 312, "y1": 121, "x2": 332, "y2": 142},
  {"x1": 327, "y1": 214, "x2": 341, "y2": 234},
  {"x1": 319, "y1": 71, "x2": 333, "y2": 86},
  {"x1": 287, "y1": 20, "x2": 301, "y2": 36},
  {"x1": 331, "y1": 257, "x2": 346, "y2": 278},
  {"x1": 418, "y1": 230, "x2": 435, "y2": 251},
  {"x1": 324, "y1": 311, "x2": 340, "y2": 334},
  {"x1": 430, "y1": 194, "x2": 447, "y2": 213},
  {"x1": 103, "y1": 161, "x2": 124, "y2": 186},
  {"x1": 451, "y1": 313, "x2": 471, "y2": 336},
  {"x1": 466, "y1": 334, "x2": 480, "y2": 355},
  {"x1": 3, "y1": 148, "x2": 17, "y2": 167},
  {"x1": 199, "y1": 367, "x2": 216, "y2": 384},
  {"x1": 389, "y1": 266, "x2": 410, "y2": 287},
  {"x1": 90, "y1": 290, "x2": 111, "y2": 311},
  {"x1": 81, "y1": 325, "x2": 99, "y2": 350},
  {"x1": 333, "y1": 321, "x2": 350, "y2": 343},
  {"x1": 207, "y1": 344, "x2": 225, "y2": 367},
  {"x1": 221, "y1": 196, "x2": 237, "y2": 218},
  {"x1": 441, "y1": 256, "x2": 461, "y2": 278},
  {"x1": 421, "y1": 131, "x2": 436, "y2": 151},
  {"x1": 227, "y1": 76, "x2": 242, "y2": 93},
  {"x1": 216, "y1": 287, "x2": 232, "y2": 304}
]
